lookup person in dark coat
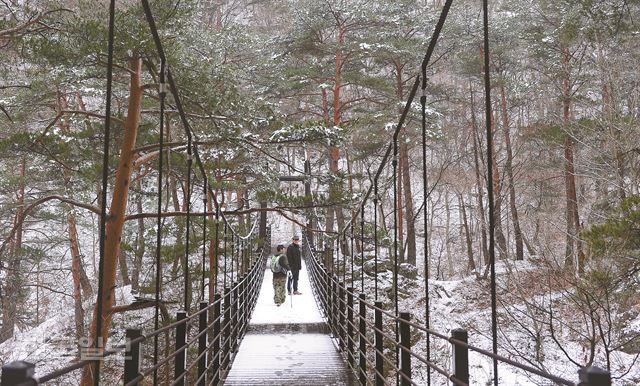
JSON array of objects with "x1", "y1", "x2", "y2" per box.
[
  {"x1": 286, "y1": 235, "x2": 302, "y2": 295},
  {"x1": 272, "y1": 244, "x2": 290, "y2": 306}
]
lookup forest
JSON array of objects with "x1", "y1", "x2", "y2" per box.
[{"x1": 1, "y1": 0, "x2": 639, "y2": 384}]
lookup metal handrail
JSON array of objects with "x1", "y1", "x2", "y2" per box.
[
  {"x1": 301, "y1": 230, "x2": 598, "y2": 386},
  {"x1": 4, "y1": 228, "x2": 271, "y2": 386}
]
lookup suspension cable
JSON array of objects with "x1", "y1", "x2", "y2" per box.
[
  {"x1": 482, "y1": 0, "x2": 499, "y2": 383},
  {"x1": 93, "y1": 0, "x2": 116, "y2": 383}
]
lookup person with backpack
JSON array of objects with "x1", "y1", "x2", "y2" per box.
[
  {"x1": 286, "y1": 235, "x2": 302, "y2": 295},
  {"x1": 271, "y1": 244, "x2": 290, "y2": 306}
]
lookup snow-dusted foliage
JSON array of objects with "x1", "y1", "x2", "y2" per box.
[{"x1": 1, "y1": 0, "x2": 639, "y2": 384}]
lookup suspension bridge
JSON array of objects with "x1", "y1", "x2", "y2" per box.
[{"x1": 0, "y1": 0, "x2": 616, "y2": 385}]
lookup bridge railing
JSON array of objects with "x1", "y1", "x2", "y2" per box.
[
  {"x1": 301, "y1": 231, "x2": 611, "y2": 386},
  {"x1": 2, "y1": 227, "x2": 271, "y2": 386}
]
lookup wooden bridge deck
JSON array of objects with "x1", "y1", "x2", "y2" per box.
[{"x1": 224, "y1": 260, "x2": 355, "y2": 385}]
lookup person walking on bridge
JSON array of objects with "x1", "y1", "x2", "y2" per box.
[
  {"x1": 287, "y1": 235, "x2": 302, "y2": 295},
  {"x1": 271, "y1": 244, "x2": 290, "y2": 306}
]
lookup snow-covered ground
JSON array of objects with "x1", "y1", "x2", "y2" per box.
[{"x1": 2, "y1": 212, "x2": 638, "y2": 385}]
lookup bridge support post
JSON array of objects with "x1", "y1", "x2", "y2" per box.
[
  {"x1": 198, "y1": 301, "x2": 208, "y2": 386},
  {"x1": 374, "y1": 301, "x2": 384, "y2": 386},
  {"x1": 124, "y1": 328, "x2": 142, "y2": 385},
  {"x1": 174, "y1": 310, "x2": 187, "y2": 386},
  {"x1": 359, "y1": 293, "x2": 367, "y2": 385},
  {"x1": 579, "y1": 366, "x2": 611, "y2": 386},
  {"x1": 1, "y1": 361, "x2": 35, "y2": 386},
  {"x1": 347, "y1": 287, "x2": 354, "y2": 369},
  {"x1": 173, "y1": 310, "x2": 187, "y2": 386},
  {"x1": 450, "y1": 328, "x2": 469, "y2": 385},
  {"x1": 399, "y1": 312, "x2": 412, "y2": 386},
  {"x1": 212, "y1": 293, "x2": 222, "y2": 385}
]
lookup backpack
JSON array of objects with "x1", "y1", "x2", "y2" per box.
[{"x1": 270, "y1": 254, "x2": 282, "y2": 273}]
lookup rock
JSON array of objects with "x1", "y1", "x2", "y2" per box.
[
  {"x1": 363, "y1": 258, "x2": 393, "y2": 275},
  {"x1": 398, "y1": 263, "x2": 418, "y2": 279}
]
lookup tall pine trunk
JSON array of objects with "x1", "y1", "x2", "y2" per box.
[
  {"x1": 81, "y1": 56, "x2": 143, "y2": 385},
  {"x1": 0, "y1": 157, "x2": 26, "y2": 343},
  {"x1": 561, "y1": 46, "x2": 583, "y2": 273},
  {"x1": 458, "y1": 192, "x2": 476, "y2": 274},
  {"x1": 469, "y1": 83, "x2": 489, "y2": 265},
  {"x1": 489, "y1": 108, "x2": 508, "y2": 259},
  {"x1": 499, "y1": 80, "x2": 524, "y2": 260},
  {"x1": 327, "y1": 26, "x2": 346, "y2": 253}
]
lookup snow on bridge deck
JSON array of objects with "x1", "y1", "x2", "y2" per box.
[{"x1": 224, "y1": 260, "x2": 355, "y2": 385}]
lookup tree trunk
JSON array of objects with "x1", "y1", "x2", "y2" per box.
[
  {"x1": 458, "y1": 193, "x2": 476, "y2": 274},
  {"x1": 171, "y1": 176, "x2": 185, "y2": 278},
  {"x1": 469, "y1": 83, "x2": 489, "y2": 265},
  {"x1": 0, "y1": 157, "x2": 26, "y2": 343},
  {"x1": 117, "y1": 251, "x2": 131, "y2": 286},
  {"x1": 327, "y1": 26, "x2": 345, "y2": 246},
  {"x1": 81, "y1": 56, "x2": 143, "y2": 385},
  {"x1": 69, "y1": 211, "x2": 86, "y2": 347},
  {"x1": 490, "y1": 108, "x2": 508, "y2": 259},
  {"x1": 131, "y1": 181, "x2": 145, "y2": 292},
  {"x1": 214, "y1": 0, "x2": 223, "y2": 30},
  {"x1": 393, "y1": 60, "x2": 416, "y2": 265},
  {"x1": 396, "y1": 151, "x2": 405, "y2": 263},
  {"x1": 60, "y1": 91, "x2": 93, "y2": 297},
  {"x1": 499, "y1": 81, "x2": 524, "y2": 260},
  {"x1": 561, "y1": 46, "x2": 583, "y2": 273},
  {"x1": 400, "y1": 140, "x2": 416, "y2": 265}
]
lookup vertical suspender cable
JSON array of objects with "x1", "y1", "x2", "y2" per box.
[
  {"x1": 343, "y1": 232, "x2": 347, "y2": 284},
  {"x1": 350, "y1": 223, "x2": 354, "y2": 288},
  {"x1": 335, "y1": 235, "x2": 339, "y2": 276},
  {"x1": 153, "y1": 58, "x2": 167, "y2": 386},
  {"x1": 224, "y1": 222, "x2": 228, "y2": 288},
  {"x1": 231, "y1": 234, "x2": 236, "y2": 283},
  {"x1": 202, "y1": 180, "x2": 207, "y2": 300},
  {"x1": 94, "y1": 1, "x2": 116, "y2": 383},
  {"x1": 185, "y1": 139, "x2": 193, "y2": 311},
  {"x1": 420, "y1": 75, "x2": 431, "y2": 385},
  {"x1": 360, "y1": 205, "x2": 365, "y2": 293},
  {"x1": 374, "y1": 181, "x2": 378, "y2": 300},
  {"x1": 482, "y1": 0, "x2": 499, "y2": 384},
  {"x1": 215, "y1": 200, "x2": 220, "y2": 295},
  {"x1": 392, "y1": 132, "x2": 399, "y2": 385}
]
